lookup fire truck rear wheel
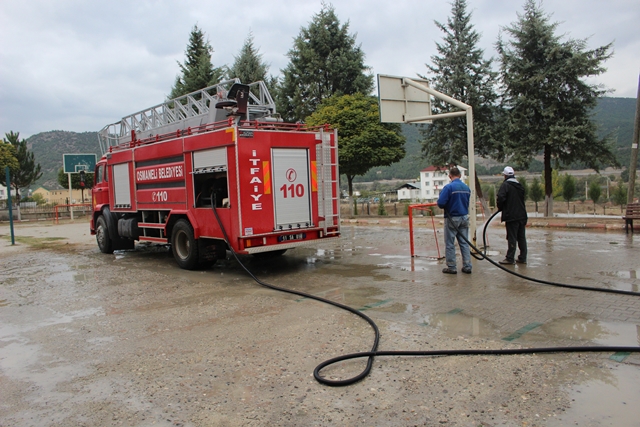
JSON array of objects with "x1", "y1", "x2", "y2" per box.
[
  {"x1": 96, "y1": 215, "x2": 114, "y2": 254},
  {"x1": 171, "y1": 219, "x2": 199, "y2": 270}
]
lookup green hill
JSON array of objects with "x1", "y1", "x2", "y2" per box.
[
  {"x1": 355, "y1": 96, "x2": 637, "y2": 182},
  {"x1": 27, "y1": 131, "x2": 100, "y2": 189}
]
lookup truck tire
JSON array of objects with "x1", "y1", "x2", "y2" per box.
[
  {"x1": 96, "y1": 215, "x2": 114, "y2": 254},
  {"x1": 171, "y1": 219, "x2": 199, "y2": 270}
]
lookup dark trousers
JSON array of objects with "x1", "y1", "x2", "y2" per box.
[{"x1": 505, "y1": 219, "x2": 527, "y2": 262}]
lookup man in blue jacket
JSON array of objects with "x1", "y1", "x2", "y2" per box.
[{"x1": 437, "y1": 166, "x2": 472, "y2": 274}]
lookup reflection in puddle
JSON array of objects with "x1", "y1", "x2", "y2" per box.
[
  {"x1": 421, "y1": 311, "x2": 499, "y2": 339},
  {"x1": 599, "y1": 270, "x2": 638, "y2": 279},
  {"x1": 533, "y1": 317, "x2": 640, "y2": 346},
  {"x1": 547, "y1": 364, "x2": 640, "y2": 427}
]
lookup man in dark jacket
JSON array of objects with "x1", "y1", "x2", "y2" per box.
[
  {"x1": 437, "y1": 166, "x2": 472, "y2": 274},
  {"x1": 496, "y1": 166, "x2": 528, "y2": 265}
]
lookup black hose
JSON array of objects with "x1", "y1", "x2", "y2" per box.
[
  {"x1": 210, "y1": 199, "x2": 380, "y2": 386},
  {"x1": 211, "y1": 201, "x2": 640, "y2": 387},
  {"x1": 459, "y1": 210, "x2": 640, "y2": 297}
]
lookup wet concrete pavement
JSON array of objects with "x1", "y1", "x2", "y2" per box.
[{"x1": 1, "y1": 220, "x2": 639, "y2": 426}]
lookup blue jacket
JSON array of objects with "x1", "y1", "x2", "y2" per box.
[{"x1": 437, "y1": 178, "x2": 470, "y2": 217}]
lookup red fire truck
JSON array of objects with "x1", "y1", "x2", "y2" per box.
[{"x1": 90, "y1": 80, "x2": 340, "y2": 269}]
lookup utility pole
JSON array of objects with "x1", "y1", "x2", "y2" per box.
[{"x1": 627, "y1": 74, "x2": 640, "y2": 205}]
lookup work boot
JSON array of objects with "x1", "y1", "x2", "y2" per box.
[
  {"x1": 442, "y1": 267, "x2": 457, "y2": 274},
  {"x1": 499, "y1": 258, "x2": 515, "y2": 265},
  {"x1": 461, "y1": 266, "x2": 472, "y2": 274},
  {"x1": 516, "y1": 258, "x2": 527, "y2": 264}
]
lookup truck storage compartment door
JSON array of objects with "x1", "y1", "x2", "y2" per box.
[
  {"x1": 113, "y1": 163, "x2": 132, "y2": 209},
  {"x1": 272, "y1": 148, "x2": 312, "y2": 229}
]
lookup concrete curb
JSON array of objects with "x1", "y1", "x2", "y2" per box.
[{"x1": 342, "y1": 217, "x2": 636, "y2": 232}]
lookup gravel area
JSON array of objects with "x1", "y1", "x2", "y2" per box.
[{"x1": 1, "y1": 219, "x2": 638, "y2": 426}]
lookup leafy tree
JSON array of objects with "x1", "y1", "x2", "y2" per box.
[
  {"x1": 169, "y1": 25, "x2": 225, "y2": 99},
  {"x1": 377, "y1": 200, "x2": 387, "y2": 216},
  {"x1": 57, "y1": 168, "x2": 94, "y2": 202},
  {"x1": 497, "y1": 0, "x2": 617, "y2": 217},
  {"x1": 278, "y1": 3, "x2": 374, "y2": 122},
  {"x1": 2, "y1": 131, "x2": 42, "y2": 203},
  {"x1": 561, "y1": 174, "x2": 577, "y2": 211},
  {"x1": 611, "y1": 179, "x2": 627, "y2": 212},
  {"x1": 228, "y1": 33, "x2": 271, "y2": 89},
  {"x1": 305, "y1": 94, "x2": 405, "y2": 201},
  {"x1": 529, "y1": 177, "x2": 544, "y2": 214},
  {"x1": 419, "y1": 0, "x2": 501, "y2": 213},
  {"x1": 0, "y1": 140, "x2": 19, "y2": 177},
  {"x1": 588, "y1": 180, "x2": 601, "y2": 213},
  {"x1": 542, "y1": 169, "x2": 563, "y2": 198},
  {"x1": 31, "y1": 193, "x2": 46, "y2": 206}
]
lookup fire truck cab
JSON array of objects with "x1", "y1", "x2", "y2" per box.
[{"x1": 91, "y1": 80, "x2": 340, "y2": 269}]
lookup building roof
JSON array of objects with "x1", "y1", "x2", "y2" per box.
[
  {"x1": 396, "y1": 182, "x2": 421, "y2": 190},
  {"x1": 420, "y1": 165, "x2": 467, "y2": 172}
]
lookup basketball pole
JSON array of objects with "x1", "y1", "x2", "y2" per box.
[
  {"x1": 627, "y1": 74, "x2": 639, "y2": 205},
  {"x1": 68, "y1": 172, "x2": 74, "y2": 220},
  {"x1": 400, "y1": 78, "x2": 477, "y2": 246}
]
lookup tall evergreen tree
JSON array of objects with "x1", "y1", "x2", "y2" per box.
[
  {"x1": 530, "y1": 177, "x2": 544, "y2": 214},
  {"x1": 278, "y1": 3, "x2": 374, "y2": 122},
  {"x1": 496, "y1": 0, "x2": 617, "y2": 216},
  {"x1": 228, "y1": 33, "x2": 270, "y2": 85},
  {"x1": 169, "y1": 25, "x2": 225, "y2": 99},
  {"x1": 419, "y1": 0, "x2": 500, "y2": 212},
  {"x1": 561, "y1": 174, "x2": 577, "y2": 211},
  {"x1": 2, "y1": 131, "x2": 42, "y2": 204}
]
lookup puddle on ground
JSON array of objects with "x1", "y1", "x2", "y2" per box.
[
  {"x1": 294, "y1": 285, "x2": 390, "y2": 311},
  {"x1": 599, "y1": 269, "x2": 638, "y2": 279},
  {"x1": 547, "y1": 364, "x2": 640, "y2": 427},
  {"x1": 521, "y1": 317, "x2": 640, "y2": 346},
  {"x1": 421, "y1": 311, "x2": 500, "y2": 339}
]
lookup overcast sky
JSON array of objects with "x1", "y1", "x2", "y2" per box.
[{"x1": 1, "y1": 0, "x2": 638, "y2": 139}]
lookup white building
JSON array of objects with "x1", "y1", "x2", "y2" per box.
[
  {"x1": 396, "y1": 182, "x2": 421, "y2": 201},
  {"x1": 419, "y1": 165, "x2": 467, "y2": 202},
  {"x1": 0, "y1": 184, "x2": 15, "y2": 201}
]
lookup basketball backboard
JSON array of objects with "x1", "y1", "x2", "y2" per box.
[
  {"x1": 63, "y1": 154, "x2": 97, "y2": 174},
  {"x1": 377, "y1": 74, "x2": 431, "y2": 123}
]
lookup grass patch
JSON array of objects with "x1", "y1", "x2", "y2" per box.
[{"x1": 1, "y1": 234, "x2": 68, "y2": 249}]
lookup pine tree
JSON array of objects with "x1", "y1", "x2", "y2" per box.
[
  {"x1": 561, "y1": 174, "x2": 577, "y2": 211},
  {"x1": 278, "y1": 3, "x2": 374, "y2": 122},
  {"x1": 228, "y1": 33, "x2": 270, "y2": 86},
  {"x1": 530, "y1": 177, "x2": 544, "y2": 214},
  {"x1": 497, "y1": 0, "x2": 617, "y2": 217},
  {"x1": 419, "y1": 0, "x2": 500, "y2": 214},
  {"x1": 169, "y1": 25, "x2": 225, "y2": 99},
  {"x1": 2, "y1": 131, "x2": 42, "y2": 202}
]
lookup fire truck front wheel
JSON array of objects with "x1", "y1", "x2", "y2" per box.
[
  {"x1": 171, "y1": 219, "x2": 199, "y2": 270},
  {"x1": 96, "y1": 215, "x2": 114, "y2": 254}
]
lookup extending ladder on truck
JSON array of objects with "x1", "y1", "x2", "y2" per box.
[{"x1": 98, "y1": 79, "x2": 276, "y2": 154}]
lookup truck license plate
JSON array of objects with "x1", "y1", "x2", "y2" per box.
[{"x1": 278, "y1": 233, "x2": 306, "y2": 242}]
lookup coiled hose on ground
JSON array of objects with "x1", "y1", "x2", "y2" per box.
[{"x1": 211, "y1": 202, "x2": 640, "y2": 386}]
